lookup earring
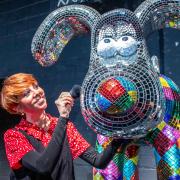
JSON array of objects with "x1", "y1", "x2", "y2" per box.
[
  {"x1": 20, "y1": 112, "x2": 25, "y2": 116},
  {"x1": 16, "y1": 106, "x2": 24, "y2": 116}
]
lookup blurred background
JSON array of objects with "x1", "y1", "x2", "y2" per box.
[{"x1": 0, "y1": 0, "x2": 179, "y2": 179}]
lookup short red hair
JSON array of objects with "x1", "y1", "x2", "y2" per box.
[{"x1": 1, "y1": 73, "x2": 37, "y2": 114}]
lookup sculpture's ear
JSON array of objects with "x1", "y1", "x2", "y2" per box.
[
  {"x1": 134, "y1": 0, "x2": 180, "y2": 39},
  {"x1": 31, "y1": 5, "x2": 101, "y2": 67},
  {"x1": 151, "y1": 55, "x2": 160, "y2": 73}
]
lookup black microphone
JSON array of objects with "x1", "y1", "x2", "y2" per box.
[{"x1": 69, "y1": 85, "x2": 81, "y2": 99}]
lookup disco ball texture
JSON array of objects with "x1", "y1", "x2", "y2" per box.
[
  {"x1": 93, "y1": 75, "x2": 180, "y2": 180},
  {"x1": 95, "y1": 77, "x2": 137, "y2": 114},
  {"x1": 30, "y1": 1, "x2": 176, "y2": 138},
  {"x1": 31, "y1": 0, "x2": 180, "y2": 179}
]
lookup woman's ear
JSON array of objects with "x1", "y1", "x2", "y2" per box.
[
  {"x1": 151, "y1": 56, "x2": 160, "y2": 73},
  {"x1": 12, "y1": 106, "x2": 18, "y2": 113},
  {"x1": 12, "y1": 104, "x2": 23, "y2": 115}
]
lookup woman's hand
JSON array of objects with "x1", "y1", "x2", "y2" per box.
[
  {"x1": 112, "y1": 138, "x2": 132, "y2": 151},
  {"x1": 55, "y1": 92, "x2": 74, "y2": 118}
]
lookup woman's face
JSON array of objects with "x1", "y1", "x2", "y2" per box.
[{"x1": 18, "y1": 83, "x2": 47, "y2": 114}]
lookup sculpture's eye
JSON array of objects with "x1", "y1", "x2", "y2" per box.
[
  {"x1": 97, "y1": 38, "x2": 117, "y2": 58},
  {"x1": 116, "y1": 36, "x2": 137, "y2": 57}
]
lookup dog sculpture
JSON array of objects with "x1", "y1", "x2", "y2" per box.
[{"x1": 31, "y1": 0, "x2": 179, "y2": 179}]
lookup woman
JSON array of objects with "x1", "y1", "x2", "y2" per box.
[{"x1": 1, "y1": 73, "x2": 127, "y2": 180}]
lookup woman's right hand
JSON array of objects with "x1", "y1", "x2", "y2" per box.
[
  {"x1": 55, "y1": 92, "x2": 74, "y2": 118},
  {"x1": 111, "y1": 138, "x2": 132, "y2": 150}
]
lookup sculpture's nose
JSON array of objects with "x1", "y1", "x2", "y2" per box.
[{"x1": 95, "y1": 77, "x2": 137, "y2": 115}]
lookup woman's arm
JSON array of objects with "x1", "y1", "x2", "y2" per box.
[
  {"x1": 80, "y1": 139, "x2": 129, "y2": 169},
  {"x1": 21, "y1": 117, "x2": 68, "y2": 174}
]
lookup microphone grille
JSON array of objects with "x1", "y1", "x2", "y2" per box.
[{"x1": 70, "y1": 85, "x2": 81, "y2": 99}]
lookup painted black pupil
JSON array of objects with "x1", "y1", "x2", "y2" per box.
[
  {"x1": 104, "y1": 39, "x2": 111, "y2": 43},
  {"x1": 122, "y1": 36, "x2": 128, "y2": 41}
]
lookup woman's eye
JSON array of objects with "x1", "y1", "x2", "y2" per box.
[
  {"x1": 97, "y1": 38, "x2": 117, "y2": 58},
  {"x1": 23, "y1": 89, "x2": 31, "y2": 97},
  {"x1": 33, "y1": 84, "x2": 39, "y2": 89}
]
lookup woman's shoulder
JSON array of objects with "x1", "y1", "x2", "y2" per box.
[
  {"x1": 4, "y1": 128, "x2": 17, "y2": 136},
  {"x1": 4, "y1": 128, "x2": 25, "y2": 140},
  {"x1": 67, "y1": 120, "x2": 75, "y2": 127},
  {"x1": 67, "y1": 121, "x2": 80, "y2": 133}
]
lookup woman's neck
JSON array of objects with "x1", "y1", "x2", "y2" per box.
[{"x1": 25, "y1": 111, "x2": 50, "y2": 130}]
